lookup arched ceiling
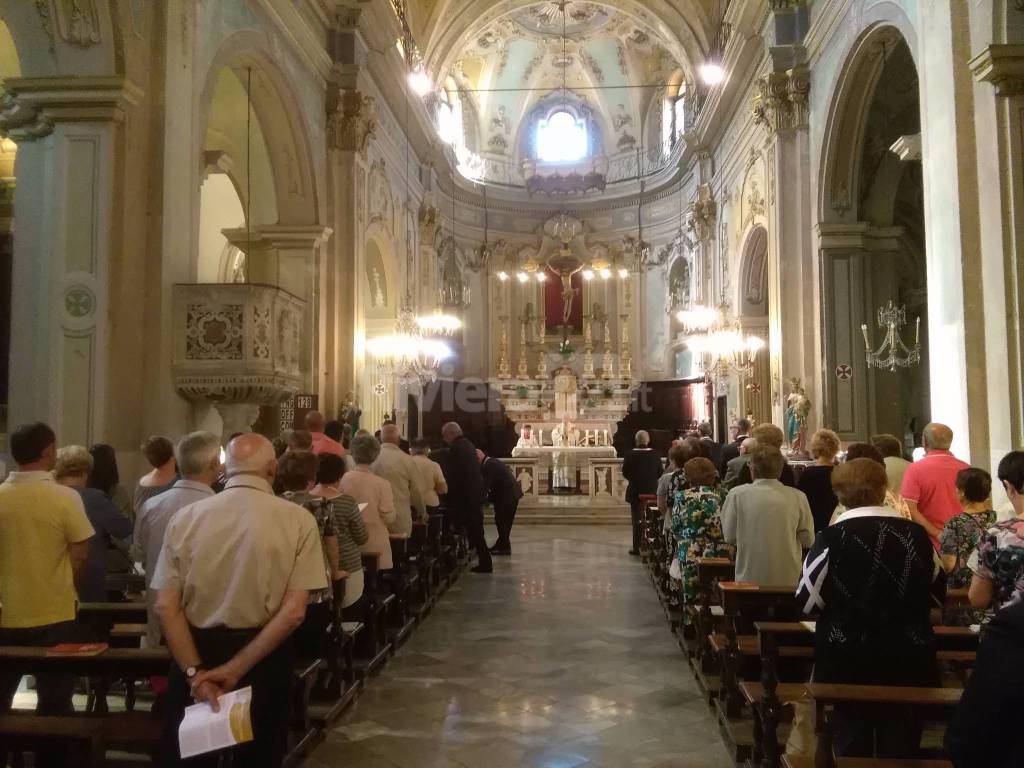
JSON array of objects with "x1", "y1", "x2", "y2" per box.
[{"x1": 422, "y1": 1, "x2": 708, "y2": 168}]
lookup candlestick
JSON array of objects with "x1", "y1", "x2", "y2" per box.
[
  {"x1": 914, "y1": 316, "x2": 920, "y2": 347},
  {"x1": 860, "y1": 323, "x2": 871, "y2": 351}
]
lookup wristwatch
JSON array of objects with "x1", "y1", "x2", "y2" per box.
[{"x1": 185, "y1": 665, "x2": 203, "y2": 680}]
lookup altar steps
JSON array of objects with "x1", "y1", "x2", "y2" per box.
[{"x1": 485, "y1": 499, "x2": 630, "y2": 525}]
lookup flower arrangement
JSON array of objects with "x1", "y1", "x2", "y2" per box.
[
  {"x1": 601, "y1": 385, "x2": 614, "y2": 399},
  {"x1": 515, "y1": 385, "x2": 529, "y2": 399},
  {"x1": 557, "y1": 340, "x2": 575, "y2": 356}
]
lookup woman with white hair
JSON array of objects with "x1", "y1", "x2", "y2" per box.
[
  {"x1": 54, "y1": 445, "x2": 133, "y2": 601},
  {"x1": 340, "y1": 435, "x2": 396, "y2": 571}
]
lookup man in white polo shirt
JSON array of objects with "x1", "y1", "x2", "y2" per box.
[{"x1": 153, "y1": 433, "x2": 327, "y2": 767}]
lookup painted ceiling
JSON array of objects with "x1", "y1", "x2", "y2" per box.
[{"x1": 443, "y1": 1, "x2": 686, "y2": 162}]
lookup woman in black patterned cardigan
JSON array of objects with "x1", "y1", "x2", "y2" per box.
[{"x1": 796, "y1": 458, "x2": 946, "y2": 759}]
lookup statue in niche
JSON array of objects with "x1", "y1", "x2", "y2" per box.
[
  {"x1": 371, "y1": 267, "x2": 386, "y2": 308},
  {"x1": 491, "y1": 105, "x2": 511, "y2": 134},
  {"x1": 591, "y1": 302, "x2": 608, "y2": 344},
  {"x1": 522, "y1": 301, "x2": 537, "y2": 344},
  {"x1": 440, "y1": 242, "x2": 463, "y2": 304},
  {"x1": 668, "y1": 261, "x2": 690, "y2": 312}
]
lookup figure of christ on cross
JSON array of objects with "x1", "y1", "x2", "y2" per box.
[{"x1": 546, "y1": 260, "x2": 585, "y2": 343}]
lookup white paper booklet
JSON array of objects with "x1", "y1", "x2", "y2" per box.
[{"x1": 178, "y1": 686, "x2": 254, "y2": 759}]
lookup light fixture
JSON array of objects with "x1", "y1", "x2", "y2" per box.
[
  {"x1": 699, "y1": 62, "x2": 726, "y2": 86},
  {"x1": 676, "y1": 305, "x2": 721, "y2": 332},
  {"x1": 416, "y1": 310, "x2": 463, "y2": 336},
  {"x1": 599, "y1": 267, "x2": 612, "y2": 280},
  {"x1": 618, "y1": 267, "x2": 629, "y2": 279},
  {"x1": 582, "y1": 268, "x2": 595, "y2": 281},
  {"x1": 408, "y1": 65, "x2": 432, "y2": 97},
  {"x1": 517, "y1": 271, "x2": 530, "y2": 283},
  {"x1": 498, "y1": 271, "x2": 509, "y2": 282},
  {"x1": 536, "y1": 271, "x2": 548, "y2": 282},
  {"x1": 368, "y1": 309, "x2": 452, "y2": 384},
  {"x1": 861, "y1": 300, "x2": 921, "y2": 371},
  {"x1": 700, "y1": 0, "x2": 731, "y2": 87}
]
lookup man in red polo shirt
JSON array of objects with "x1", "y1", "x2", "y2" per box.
[
  {"x1": 305, "y1": 410, "x2": 345, "y2": 457},
  {"x1": 900, "y1": 422, "x2": 970, "y2": 545}
]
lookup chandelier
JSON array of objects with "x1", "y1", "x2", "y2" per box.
[
  {"x1": 686, "y1": 305, "x2": 764, "y2": 383},
  {"x1": 368, "y1": 308, "x2": 452, "y2": 384},
  {"x1": 676, "y1": 304, "x2": 721, "y2": 332},
  {"x1": 861, "y1": 300, "x2": 921, "y2": 371},
  {"x1": 416, "y1": 309, "x2": 462, "y2": 336}
]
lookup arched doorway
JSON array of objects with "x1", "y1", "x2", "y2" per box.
[
  {"x1": 737, "y1": 225, "x2": 770, "y2": 424},
  {"x1": 819, "y1": 27, "x2": 929, "y2": 447},
  {"x1": 363, "y1": 235, "x2": 399, "y2": 432}
]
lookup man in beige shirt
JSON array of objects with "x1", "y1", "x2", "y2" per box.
[
  {"x1": 372, "y1": 423, "x2": 425, "y2": 535},
  {"x1": 410, "y1": 437, "x2": 447, "y2": 512},
  {"x1": 153, "y1": 433, "x2": 327, "y2": 767}
]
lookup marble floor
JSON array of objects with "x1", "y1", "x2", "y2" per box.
[{"x1": 306, "y1": 525, "x2": 732, "y2": 768}]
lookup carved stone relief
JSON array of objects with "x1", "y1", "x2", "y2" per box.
[
  {"x1": 55, "y1": 0, "x2": 101, "y2": 46},
  {"x1": 368, "y1": 160, "x2": 395, "y2": 234},
  {"x1": 186, "y1": 303, "x2": 244, "y2": 360}
]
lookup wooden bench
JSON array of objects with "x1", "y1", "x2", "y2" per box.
[
  {"x1": 76, "y1": 602, "x2": 148, "y2": 641},
  {"x1": 746, "y1": 622, "x2": 978, "y2": 768},
  {"x1": 804, "y1": 683, "x2": 960, "y2": 768},
  {"x1": 691, "y1": 557, "x2": 735, "y2": 686},
  {"x1": 355, "y1": 553, "x2": 392, "y2": 675},
  {"x1": 0, "y1": 712, "x2": 163, "y2": 767},
  {"x1": 783, "y1": 757, "x2": 951, "y2": 768}
]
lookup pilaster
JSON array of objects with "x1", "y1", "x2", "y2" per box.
[{"x1": 1, "y1": 75, "x2": 142, "y2": 445}]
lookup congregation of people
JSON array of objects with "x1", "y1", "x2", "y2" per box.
[
  {"x1": 622, "y1": 418, "x2": 1024, "y2": 767},
  {"x1": 0, "y1": 412, "x2": 521, "y2": 766}
]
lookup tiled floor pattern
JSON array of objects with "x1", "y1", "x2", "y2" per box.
[{"x1": 306, "y1": 525, "x2": 732, "y2": 768}]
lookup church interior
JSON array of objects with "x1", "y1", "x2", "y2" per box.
[{"x1": 0, "y1": 0, "x2": 1021, "y2": 766}]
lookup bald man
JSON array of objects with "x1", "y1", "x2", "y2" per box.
[
  {"x1": 900, "y1": 422, "x2": 971, "y2": 545},
  {"x1": 622, "y1": 430, "x2": 664, "y2": 556},
  {"x1": 153, "y1": 433, "x2": 327, "y2": 767},
  {"x1": 442, "y1": 422, "x2": 491, "y2": 573},
  {"x1": 305, "y1": 410, "x2": 345, "y2": 458},
  {"x1": 372, "y1": 423, "x2": 426, "y2": 535}
]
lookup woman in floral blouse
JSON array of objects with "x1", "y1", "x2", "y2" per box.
[
  {"x1": 670, "y1": 457, "x2": 729, "y2": 613},
  {"x1": 939, "y1": 468, "x2": 996, "y2": 591},
  {"x1": 947, "y1": 451, "x2": 1024, "y2": 768}
]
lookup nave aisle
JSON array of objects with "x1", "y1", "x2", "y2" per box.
[{"x1": 307, "y1": 526, "x2": 731, "y2": 768}]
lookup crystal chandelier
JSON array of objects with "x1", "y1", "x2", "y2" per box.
[
  {"x1": 367, "y1": 308, "x2": 452, "y2": 384},
  {"x1": 416, "y1": 309, "x2": 462, "y2": 336},
  {"x1": 686, "y1": 307, "x2": 764, "y2": 383},
  {"x1": 676, "y1": 305, "x2": 721, "y2": 332},
  {"x1": 861, "y1": 300, "x2": 921, "y2": 371}
]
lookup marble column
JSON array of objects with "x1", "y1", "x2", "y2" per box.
[
  {"x1": 754, "y1": 65, "x2": 816, "y2": 428},
  {"x1": 0, "y1": 75, "x2": 141, "y2": 445},
  {"x1": 969, "y1": 41, "x2": 1024, "y2": 476}
]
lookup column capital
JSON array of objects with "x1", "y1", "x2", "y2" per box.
[
  {"x1": 327, "y1": 87, "x2": 377, "y2": 153},
  {"x1": 685, "y1": 183, "x2": 717, "y2": 244},
  {"x1": 0, "y1": 76, "x2": 142, "y2": 141},
  {"x1": 970, "y1": 44, "x2": 1024, "y2": 97},
  {"x1": 751, "y1": 65, "x2": 810, "y2": 136}
]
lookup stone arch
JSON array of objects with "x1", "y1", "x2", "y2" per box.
[
  {"x1": 737, "y1": 225, "x2": 768, "y2": 318},
  {"x1": 737, "y1": 224, "x2": 770, "y2": 424},
  {"x1": 197, "y1": 32, "x2": 320, "y2": 228},
  {"x1": 364, "y1": 225, "x2": 400, "y2": 321},
  {"x1": 817, "y1": 20, "x2": 930, "y2": 442},
  {"x1": 819, "y1": 20, "x2": 918, "y2": 223}
]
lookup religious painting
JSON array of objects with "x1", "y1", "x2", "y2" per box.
[{"x1": 544, "y1": 269, "x2": 583, "y2": 334}]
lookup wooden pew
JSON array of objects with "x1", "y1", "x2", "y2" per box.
[
  {"x1": 354, "y1": 552, "x2": 392, "y2": 676},
  {"x1": 691, "y1": 557, "x2": 735, "y2": 691},
  {"x1": 799, "y1": 683, "x2": 961, "y2": 768},
  {"x1": 77, "y1": 602, "x2": 148, "y2": 644},
  {"x1": 747, "y1": 623, "x2": 979, "y2": 768},
  {"x1": 383, "y1": 534, "x2": 417, "y2": 647},
  {"x1": 0, "y1": 712, "x2": 163, "y2": 767}
]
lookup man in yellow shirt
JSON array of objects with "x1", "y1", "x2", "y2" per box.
[{"x1": 0, "y1": 422, "x2": 94, "y2": 714}]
